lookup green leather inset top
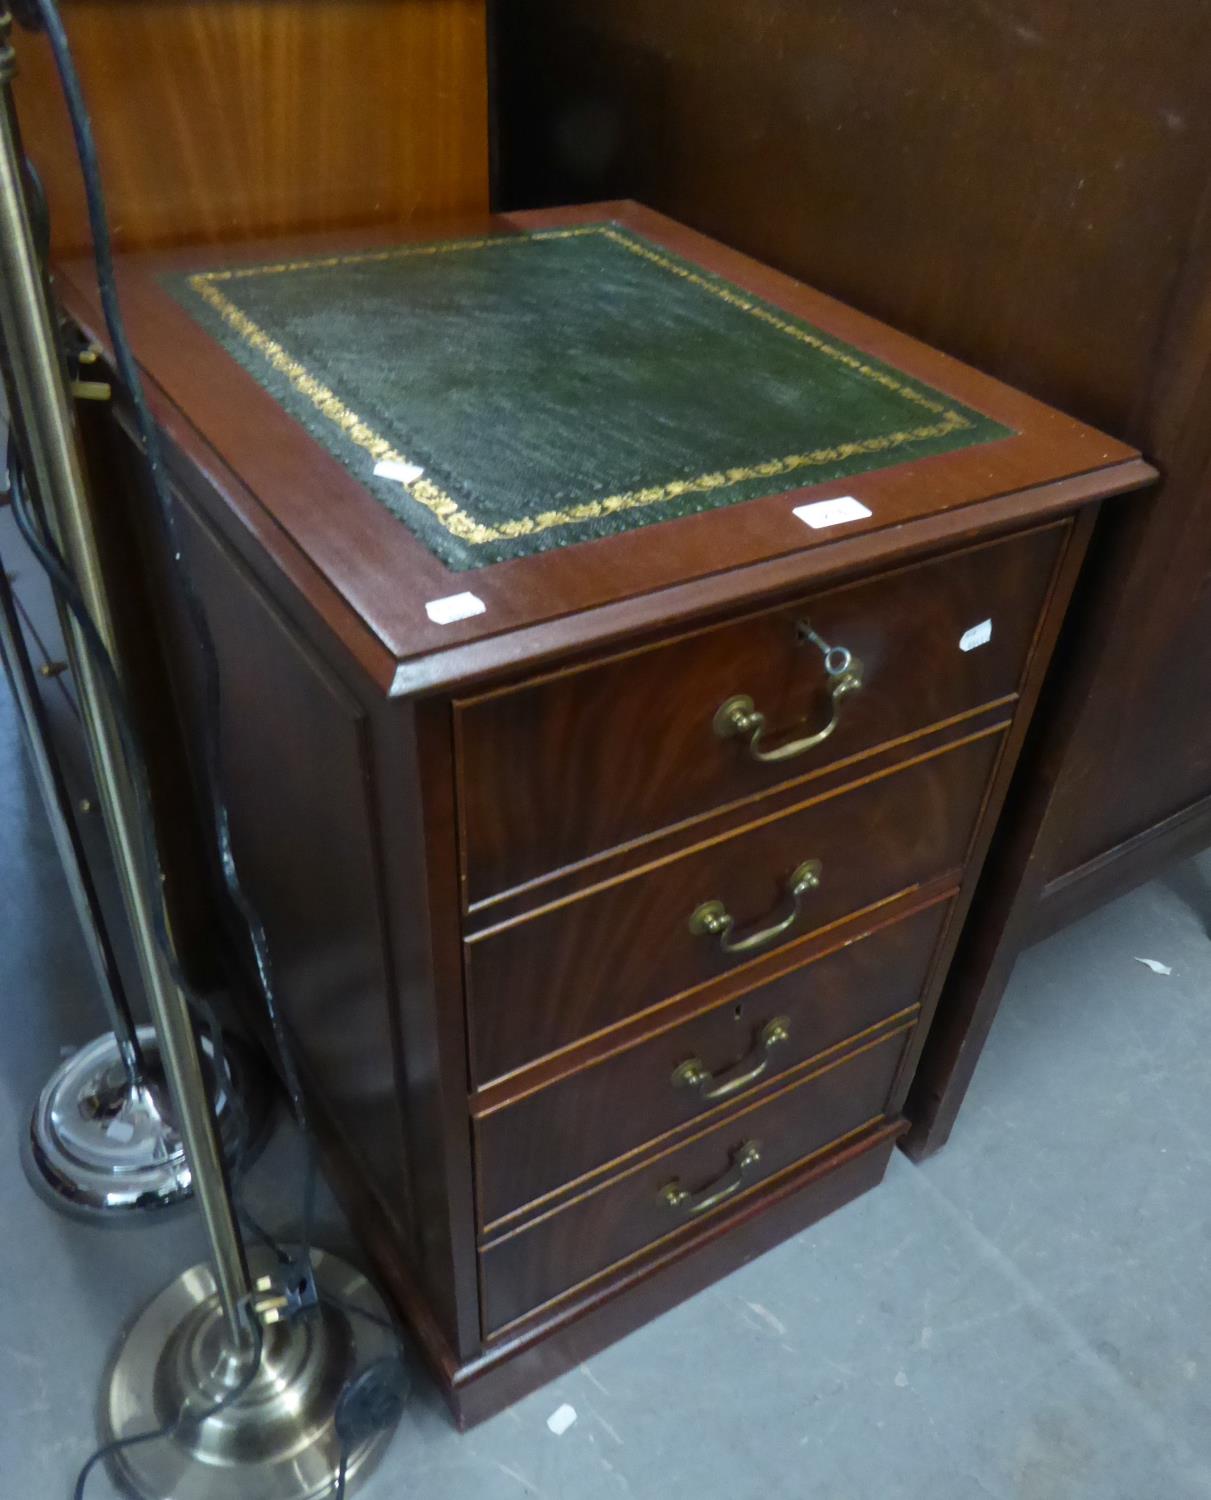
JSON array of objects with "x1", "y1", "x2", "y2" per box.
[{"x1": 166, "y1": 224, "x2": 1012, "y2": 571}]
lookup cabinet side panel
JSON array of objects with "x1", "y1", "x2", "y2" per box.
[{"x1": 169, "y1": 496, "x2": 422, "y2": 1263}]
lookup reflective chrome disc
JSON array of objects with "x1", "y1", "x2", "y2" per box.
[{"x1": 24, "y1": 1024, "x2": 268, "y2": 1220}]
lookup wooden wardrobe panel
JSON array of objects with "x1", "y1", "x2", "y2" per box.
[
  {"x1": 488, "y1": 0, "x2": 1211, "y2": 1155},
  {"x1": 491, "y1": 0, "x2": 1211, "y2": 435},
  {"x1": 14, "y1": 0, "x2": 489, "y2": 254}
]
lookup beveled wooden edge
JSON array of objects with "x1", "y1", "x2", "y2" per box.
[
  {"x1": 54, "y1": 200, "x2": 1155, "y2": 693},
  {"x1": 451, "y1": 520, "x2": 1069, "y2": 712},
  {"x1": 105, "y1": 393, "x2": 402, "y2": 695},
  {"x1": 390, "y1": 460, "x2": 1155, "y2": 697}
]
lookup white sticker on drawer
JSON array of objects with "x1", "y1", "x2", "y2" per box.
[
  {"x1": 425, "y1": 591, "x2": 486, "y2": 625},
  {"x1": 960, "y1": 619, "x2": 993, "y2": 652},
  {"x1": 792, "y1": 496, "x2": 873, "y2": 530}
]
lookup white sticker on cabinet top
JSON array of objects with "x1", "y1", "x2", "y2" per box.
[
  {"x1": 792, "y1": 496, "x2": 873, "y2": 530},
  {"x1": 425, "y1": 592, "x2": 486, "y2": 625}
]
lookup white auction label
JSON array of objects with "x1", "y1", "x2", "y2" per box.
[
  {"x1": 959, "y1": 619, "x2": 993, "y2": 652},
  {"x1": 546, "y1": 1404, "x2": 578, "y2": 1436},
  {"x1": 425, "y1": 592, "x2": 486, "y2": 625},
  {"x1": 374, "y1": 458, "x2": 425, "y2": 485},
  {"x1": 792, "y1": 496, "x2": 873, "y2": 530}
]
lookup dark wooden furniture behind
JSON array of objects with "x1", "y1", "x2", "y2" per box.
[
  {"x1": 15, "y1": 0, "x2": 489, "y2": 255},
  {"x1": 488, "y1": 0, "x2": 1211, "y2": 1155},
  {"x1": 57, "y1": 203, "x2": 1150, "y2": 1421}
]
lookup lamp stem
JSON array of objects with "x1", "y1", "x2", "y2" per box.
[
  {"x1": 0, "y1": 547, "x2": 145, "y2": 1084},
  {"x1": 0, "y1": 11, "x2": 252, "y2": 1348}
]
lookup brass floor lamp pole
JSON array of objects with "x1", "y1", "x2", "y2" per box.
[
  {"x1": 1, "y1": 536, "x2": 261, "y2": 1220},
  {"x1": 1, "y1": 12, "x2": 401, "y2": 1497},
  {"x1": 0, "y1": 25, "x2": 254, "y2": 1303}
]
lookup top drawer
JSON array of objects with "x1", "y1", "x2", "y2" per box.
[{"x1": 456, "y1": 523, "x2": 1066, "y2": 904}]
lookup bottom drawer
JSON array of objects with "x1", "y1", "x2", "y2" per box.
[{"x1": 479, "y1": 1021, "x2": 911, "y2": 1335}]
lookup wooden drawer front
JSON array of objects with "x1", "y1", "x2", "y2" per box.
[
  {"x1": 474, "y1": 898, "x2": 948, "y2": 1228},
  {"x1": 457, "y1": 524, "x2": 1064, "y2": 905},
  {"x1": 466, "y1": 728, "x2": 1000, "y2": 1083},
  {"x1": 479, "y1": 1023, "x2": 911, "y2": 1334}
]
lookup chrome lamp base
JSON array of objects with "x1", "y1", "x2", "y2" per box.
[
  {"x1": 24, "y1": 1024, "x2": 268, "y2": 1220},
  {"x1": 103, "y1": 1247, "x2": 400, "y2": 1500}
]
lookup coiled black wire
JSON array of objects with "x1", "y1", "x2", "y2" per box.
[
  {"x1": 5, "y1": 443, "x2": 252, "y2": 1164},
  {"x1": 7, "y1": 8, "x2": 411, "y2": 1494},
  {"x1": 71, "y1": 1320, "x2": 266, "y2": 1500},
  {"x1": 27, "y1": 0, "x2": 314, "y2": 1191}
]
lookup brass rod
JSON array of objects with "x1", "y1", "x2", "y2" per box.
[
  {"x1": 0, "y1": 551, "x2": 144, "y2": 1082},
  {"x1": 0, "y1": 13, "x2": 252, "y2": 1347}
]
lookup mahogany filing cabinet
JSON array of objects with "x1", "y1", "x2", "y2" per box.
[{"x1": 55, "y1": 202, "x2": 1152, "y2": 1422}]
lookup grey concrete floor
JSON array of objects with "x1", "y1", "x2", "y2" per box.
[{"x1": 3, "y1": 675, "x2": 1211, "y2": 1500}]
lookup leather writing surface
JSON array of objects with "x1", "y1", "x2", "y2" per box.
[{"x1": 165, "y1": 224, "x2": 1011, "y2": 569}]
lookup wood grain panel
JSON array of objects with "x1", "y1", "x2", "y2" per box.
[
  {"x1": 491, "y1": 0, "x2": 1206, "y2": 439},
  {"x1": 13, "y1": 0, "x2": 489, "y2": 254},
  {"x1": 473, "y1": 896, "x2": 949, "y2": 1229},
  {"x1": 479, "y1": 1024, "x2": 910, "y2": 1334},
  {"x1": 457, "y1": 524, "x2": 1064, "y2": 904},
  {"x1": 171, "y1": 490, "x2": 420, "y2": 1249},
  {"x1": 465, "y1": 727, "x2": 1003, "y2": 1083}
]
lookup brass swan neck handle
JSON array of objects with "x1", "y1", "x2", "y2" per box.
[
  {"x1": 713, "y1": 619, "x2": 863, "y2": 764},
  {"x1": 689, "y1": 860, "x2": 823, "y2": 956}
]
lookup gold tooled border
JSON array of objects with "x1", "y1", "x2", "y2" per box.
[{"x1": 186, "y1": 225, "x2": 975, "y2": 549}]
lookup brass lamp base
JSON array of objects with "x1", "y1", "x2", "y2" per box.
[
  {"x1": 102, "y1": 1247, "x2": 401, "y2": 1500},
  {"x1": 24, "y1": 1024, "x2": 268, "y2": 1221}
]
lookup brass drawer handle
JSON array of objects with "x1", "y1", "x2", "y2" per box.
[
  {"x1": 689, "y1": 859, "x2": 822, "y2": 955},
  {"x1": 714, "y1": 622, "x2": 863, "y2": 764},
  {"x1": 660, "y1": 1140, "x2": 762, "y2": 1217},
  {"x1": 672, "y1": 1016, "x2": 790, "y2": 1101}
]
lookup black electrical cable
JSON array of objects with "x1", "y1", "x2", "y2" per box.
[
  {"x1": 10, "y1": 450, "x2": 193, "y2": 975},
  {"x1": 71, "y1": 1317, "x2": 265, "y2": 1500},
  {"x1": 8, "y1": 413, "x2": 399, "y2": 1500},
  {"x1": 27, "y1": 0, "x2": 315, "y2": 1218},
  {"x1": 5, "y1": 445, "x2": 251, "y2": 1181},
  {"x1": 10, "y1": 4, "x2": 411, "y2": 1493}
]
